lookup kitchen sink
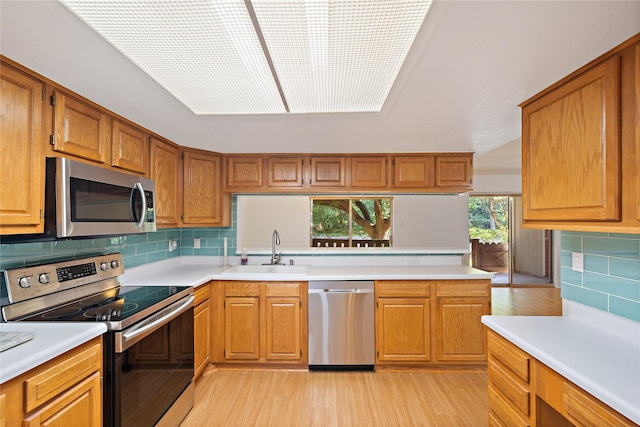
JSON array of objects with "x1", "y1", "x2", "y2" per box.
[{"x1": 221, "y1": 265, "x2": 310, "y2": 276}]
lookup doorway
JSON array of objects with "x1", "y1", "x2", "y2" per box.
[{"x1": 469, "y1": 196, "x2": 552, "y2": 286}]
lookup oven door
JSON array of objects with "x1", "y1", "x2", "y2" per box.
[{"x1": 104, "y1": 295, "x2": 195, "y2": 427}]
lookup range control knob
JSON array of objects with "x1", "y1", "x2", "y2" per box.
[
  {"x1": 100, "y1": 262, "x2": 108, "y2": 271},
  {"x1": 18, "y1": 276, "x2": 32, "y2": 288},
  {"x1": 38, "y1": 273, "x2": 50, "y2": 284},
  {"x1": 111, "y1": 260, "x2": 119, "y2": 269}
]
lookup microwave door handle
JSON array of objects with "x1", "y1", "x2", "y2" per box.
[{"x1": 132, "y1": 182, "x2": 146, "y2": 228}]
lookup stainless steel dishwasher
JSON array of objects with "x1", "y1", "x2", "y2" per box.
[{"x1": 308, "y1": 281, "x2": 374, "y2": 370}]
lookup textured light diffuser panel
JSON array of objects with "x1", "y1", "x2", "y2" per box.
[
  {"x1": 253, "y1": 0, "x2": 432, "y2": 113},
  {"x1": 60, "y1": 0, "x2": 285, "y2": 114},
  {"x1": 59, "y1": 0, "x2": 432, "y2": 115}
]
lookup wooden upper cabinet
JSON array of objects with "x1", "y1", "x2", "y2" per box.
[
  {"x1": 310, "y1": 156, "x2": 346, "y2": 187},
  {"x1": 226, "y1": 156, "x2": 263, "y2": 188},
  {"x1": 435, "y1": 154, "x2": 473, "y2": 189},
  {"x1": 0, "y1": 63, "x2": 45, "y2": 234},
  {"x1": 351, "y1": 156, "x2": 388, "y2": 188},
  {"x1": 523, "y1": 57, "x2": 621, "y2": 222},
  {"x1": 51, "y1": 90, "x2": 110, "y2": 164},
  {"x1": 392, "y1": 156, "x2": 434, "y2": 188},
  {"x1": 267, "y1": 156, "x2": 303, "y2": 187},
  {"x1": 635, "y1": 45, "x2": 640, "y2": 223},
  {"x1": 111, "y1": 120, "x2": 149, "y2": 175},
  {"x1": 150, "y1": 137, "x2": 181, "y2": 227},
  {"x1": 182, "y1": 149, "x2": 228, "y2": 226}
]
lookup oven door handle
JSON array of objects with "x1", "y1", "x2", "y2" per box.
[{"x1": 115, "y1": 295, "x2": 195, "y2": 353}]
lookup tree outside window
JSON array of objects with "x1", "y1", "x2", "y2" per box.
[{"x1": 311, "y1": 198, "x2": 392, "y2": 248}]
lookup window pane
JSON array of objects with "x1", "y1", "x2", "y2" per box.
[{"x1": 311, "y1": 197, "x2": 392, "y2": 248}]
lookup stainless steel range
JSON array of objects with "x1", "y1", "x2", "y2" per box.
[{"x1": 2, "y1": 253, "x2": 195, "y2": 427}]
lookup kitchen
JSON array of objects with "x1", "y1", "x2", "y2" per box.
[{"x1": 1, "y1": 1, "x2": 639, "y2": 426}]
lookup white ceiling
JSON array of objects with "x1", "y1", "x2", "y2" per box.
[{"x1": 1, "y1": 1, "x2": 639, "y2": 162}]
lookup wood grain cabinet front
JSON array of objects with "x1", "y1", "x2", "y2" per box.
[
  {"x1": 181, "y1": 148, "x2": 230, "y2": 227},
  {"x1": 351, "y1": 156, "x2": 388, "y2": 189},
  {"x1": 267, "y1": 156, "x2": 304, "y2": 188},
  {"x1": 392, "y1": 156, "x2": 434, "y2": 188},
  {"x1": 0, "y1": 337, "x2": 102, "y2": 427},
  {"x1": 375, "y1": 280, "x2": 490, "y2": 368},
  {"x1": 520, "y1": 33, "x2": 640, "y2": 232},
  {"x1": 435, "y1": 281, "x2": 491, "y2": 362},
  {"x1": 150, "y1": 137, "x2": 181, "y2": 227},
  {"x1": 226, "y1": 156, "x2": 263, "y2": 188},
  {"x1": 217, "y1": 281, "x2": 307, "y2": 366},
  {"x1": 111, "y1": 119, "x2": 149, "y2": 175},
  {"x1": 50, "y1": 89, "x2": 110, "y2": 164},
  {"x1": 0, "y1": 62, "x2": 45, "y2": 235},
  {"x1": 435, "y1": 154, "x2": 473, "y2": 189},
  {"x1": 309, "y1": 156, "x2": 346, "y2": 187},
  {"x1": 194, "y1": 284, "x2": 211, "y2": 380}
]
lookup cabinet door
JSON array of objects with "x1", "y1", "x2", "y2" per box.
[
  {"x1": 267, "y1": 156, "x2": 303, "y2": 187},
  {"x1": 150, "y1": 138, "x2": 180, "y2": 227},
  {"x1": 392, "y1": 156, "x2": 434, "y2": 188},
  {"x1": 522, "y1": 57, "x2": 621, "y2": 221},
  {"x1": 226, "y1": 156, "x2": 263, "y2": 188},
  {"x1": 310, "y1": 156, "x2": 346, "y2": 187},
  {"x1": 23, "y1": 372, "x2": 101, "y2": 427},
  {"x1": 435, "y1": 155, "x2": 472, "y2": 188},
  {"x1": 435, "y1": 297, "x2": 489, "y2": 362},
  {"x1": 182, "y1": 150, "x2": 225, "y2": 225},
  {"x1": 265, "y1": 297, "x2": 301, "y2": 361},
  {"x1": 111, "y1": 119, "x2": 149, "y2": 175},
  {"x1": 635, "y1": 45, "x2": 640, "y2": 223},
  {"x1": 51, "y1": 90, "x2": 110, "y2": 164},
  {"x1": 351, "y1": 156, "x2": 388, "y2": 188},
  {"x1": 0, "y1": 64, "x2": 45, "y2": 234},
  {"x1": 224, "y1": 297, "x2": 260, "y2": 360},
  {"x1": 194, "y1": 299, "x2": 211, "y2": 379},
  {"x1": 376, "y1": 298, "x2": 430, "y2": 363}
]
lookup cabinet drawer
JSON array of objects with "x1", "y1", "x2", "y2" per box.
[
  {"x1": 488, "y1": 387, "x2": 530, "y2": 427},
  {"x1": 24, "y1": 339, "x2": 102, "y2": 413},
  {"x1": 564, "y1": 382, "x2": 635, "y2": 427},
  {"x1": 225, "y1": 282, "x2": 260, "y2": 297},
  {"x1": 194, "y1": 284, "x2": 210, "y2": 306},
  {"x1": 488, "y1": 331, "x2": 530, "y2": 383},
  {"x1": 376, "y1": 281, "x2": 430, "y2": 297},
  {"x1": 488, "y1": 359, "x2": 530, "y2": 416},
  {"x1": 436, "y1": 281, "x2": 490, "y2": 297},
  {"x1": 266, "y1": 283, "x2": 301, "y2": 297}
]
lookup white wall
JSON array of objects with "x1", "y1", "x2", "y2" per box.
[
  {"x1": 237, "y1": 194, "x2": 470, "y2": 252},
  {"x1": 472, "y1": 173, "x2": 522, "y2": 195}
]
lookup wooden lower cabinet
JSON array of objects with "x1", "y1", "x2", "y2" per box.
[
  {"x1": 375, "y1": 279, "x2": 490, "y2": 367},
  {"x1": 487, "y1": 330, "x2": 637, "y2": 427},
  {"x1": 194, "y1": 284, "x2": 211, "y2": 380},
  {"x1": 214, "y1": 281, "x2": 307, "y2": 366},
  {"x1": 376, "y1": 281, "x2": 430, "y2": 363},
  {"x1": 435, "y1": 281, "x2": 491, "y2": 362},
  {"x1": 0, "y1": 337, "x2": 102, "y2": 427}
]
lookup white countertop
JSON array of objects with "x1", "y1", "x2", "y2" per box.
[
  {"x1": 0, "y1": 322, "x2": 107, "y2": 384},
  {"x1": 482, "y1": 313, "x2": 640, "y2": 424},
  {"x1": 120, "y1": 256, "x2": 492, "y2": 287}
]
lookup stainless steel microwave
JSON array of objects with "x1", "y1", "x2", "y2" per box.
[{"x1": 1, "y1": 157, "x2": 156, "y2": 243}]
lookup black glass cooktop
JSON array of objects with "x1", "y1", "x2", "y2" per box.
[{"x1": 19, "y1": 285, "x2": 191, "y2": 329}]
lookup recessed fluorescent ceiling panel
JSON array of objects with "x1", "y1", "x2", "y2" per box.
[{"x1": 59, "y1": 0, "x2": 432, "y2": 115}]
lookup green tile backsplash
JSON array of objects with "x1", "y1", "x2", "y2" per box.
[{"x1": 561, "y1": 231, "x2": 640, "y2": 322}]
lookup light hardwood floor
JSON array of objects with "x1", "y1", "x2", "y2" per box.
[{"x1": 181, "y1": 287, "x2": 562, "y2": 427}]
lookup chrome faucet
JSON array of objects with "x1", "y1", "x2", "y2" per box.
[{"x1": 270, "y1": 229, "x2": 282, "y2": 265}]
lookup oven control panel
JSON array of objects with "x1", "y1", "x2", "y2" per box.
[{"x1": 3, "y1": 253, "x2": 124, "y2": 304}]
